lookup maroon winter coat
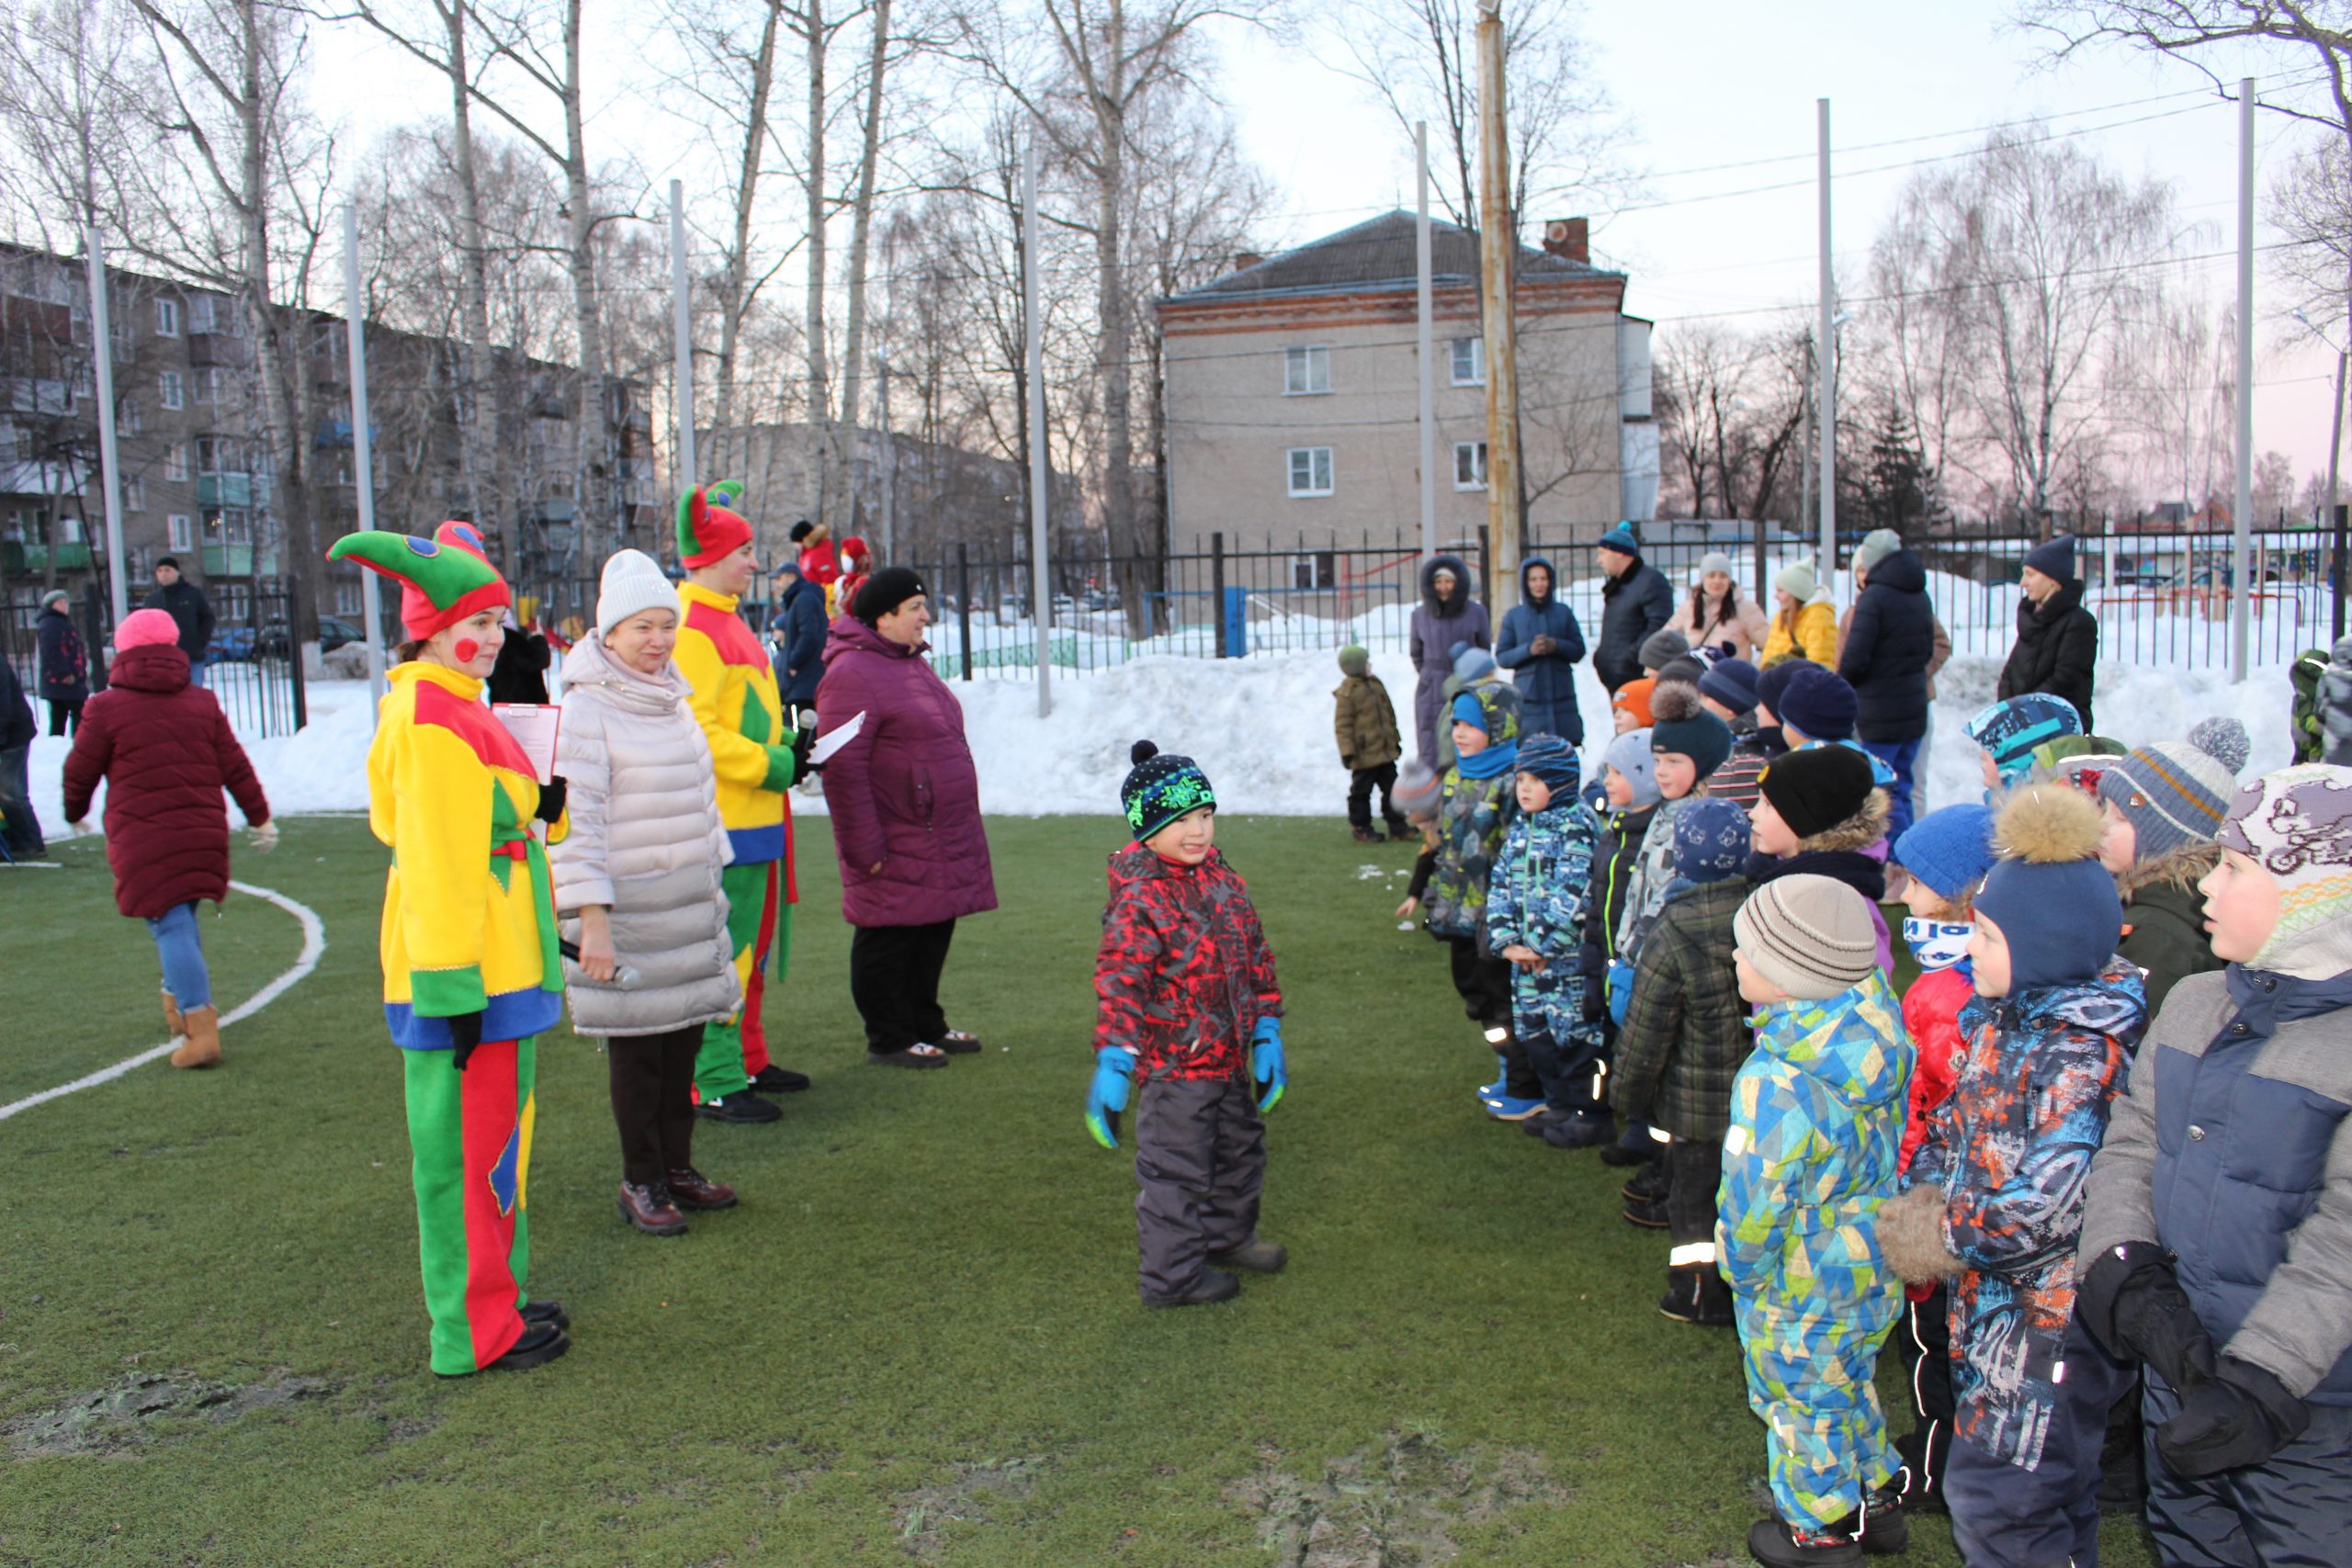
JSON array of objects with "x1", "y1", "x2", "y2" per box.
[
  {"x1": 814, "y1": 615, "x2": 996, "y2": 929},
  {"x1": 1092, "y1": 843, "x2": 1283, "y2": 1081},
  {"x1": 61, "y1": 642, "x2": 269, "y2": 919}
]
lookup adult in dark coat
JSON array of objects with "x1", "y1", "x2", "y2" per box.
[
  {"x1": 768, "y1": 561, "x2": 827, "y2": 718},
  {"x1": 36, "y1": 591, "x2": 88, "y2": 736},
  {"x1": 0, "y1": 648, "x2": 39, "y2": 857},
  {"x1": 1835, "y1": 535, "x2": 1936, "y2": 839},
  {"x1": 141, "y1": 557, "x2": 216, "y2": 686},
  {"x1": 816, "y1": 567, "x2": 998, "y2": 1067},
  {"x1": 1494, "y1": 556, "x2": 1588, "y2": 744},
  {"x1": 1592, "y1": 522, "x2": 1674, "y2": 695},
  {"x1": 1407, "y1": 554, "x2": 1489, "y2": 762},
  {"x1": 1997, "y1": 535, "x2": 2098, "y2": 732}
]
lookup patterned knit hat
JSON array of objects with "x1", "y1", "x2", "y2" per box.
[
  {"x1": 1674, "y1": 797, "x2": 1751, "y2": 884},
  {"x1": 675, "y1": 482, "x2": 754, "y2": 570},
  {"x1": 2216, "y1": 763, "x2": 2352, "y2": 978},
  {"x1": 2096, "y1": 716, "x2": 2249, "y2": 864},
  {"x1": 1392, "y1": 759, "x2": 1442, "y2": 823},
  {"x1": 1964, "y1": 693, "x2": 2084, "y2": 783},
  {"x1": 1735, "y1": 874, "x2": 1878, "y2": 1000},
  {"x1": 327, "y1": 520, "x2": 509, "y2": 641},
  {"x1": 1604, "y1": 728, "x2": 1660, "y2": 808},
  {"x1": 1121, "y1": 740, "x2": 1216, "y2": 841},
  {"x1": 1515, "y1": 733, "x2": 1582, "y2": 795},
  {"x1": 1611, "y1": 677, "x2": 1657, "y2": 728},
  {"x1": 1777, "y1": 664, "x2": 1858, "y2": 743},
  {"x1": 1649, "y1": 682, "x2": 1734, "y2": 779}
]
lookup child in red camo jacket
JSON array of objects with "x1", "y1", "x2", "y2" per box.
[{"x1": 1085, "y1": 742, "x2": 1288, "y2": 1308}]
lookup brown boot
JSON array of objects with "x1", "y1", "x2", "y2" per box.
[
  {"x1": 170, "y1": 1005, "x2": 220, "y2": 1069},
  {"x1": 162, "y1": 988, "x2": 186, "y2": 1039}
]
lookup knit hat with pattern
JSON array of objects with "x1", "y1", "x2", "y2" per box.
[
  {"x1": 2217, "y1": 763, "x2": 2352, "y2": 978},
  {"x1": 1392, "y1": 759, "x2": 1442, "y2": 823},
  {"x1": 2096, "y1": 716, "x2": 2249, "y2": 864},
  {"x1": 1515, "y1": 733, "x2": 1582, "y2": 795},
  {"x1": 1735, "y1": 874, "x2": 1879, "y2": 1000},
  {"x1": 1121, "y1": 740, "x2": 1216, "y2": 842},
  {"x1": 1675, "y1": 797, "x2": 1752, "y2": 885},
  {"x1": 1965, "y1": 693, "x2": 2084, "y2": 784}
]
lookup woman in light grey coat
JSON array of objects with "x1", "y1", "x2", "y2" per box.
[{"x1": 549, "y1": 549, "x2": 743, "y2": 1236}]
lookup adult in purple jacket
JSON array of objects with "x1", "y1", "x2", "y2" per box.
[{"x1": 815, "y1": 567, "x2": 998, "y2": 1068}]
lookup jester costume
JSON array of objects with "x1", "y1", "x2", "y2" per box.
[
  {"x1": 331, "y1": 521, "x2": 567, "y2": 1376},
  {"x1": 673, "y1": 484, "x2": 800, "y2": 1100}
]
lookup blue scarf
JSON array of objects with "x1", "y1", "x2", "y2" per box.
[{"x1": 1455, "y1": 735, "x2": 1519, "y2": 779}]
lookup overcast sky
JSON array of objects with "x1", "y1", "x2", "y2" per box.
[{"x1": 312, "y1": 0, "x2": 2344, "y2": 487}]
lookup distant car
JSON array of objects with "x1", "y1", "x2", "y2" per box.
[{"x1": 254, "y1": 615, "x2": 366, "y2": 659}]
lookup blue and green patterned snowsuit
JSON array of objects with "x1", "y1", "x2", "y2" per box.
[
  {"x1": 1719, "y1": 973, "x2": 1915, "y2": 1529},
  {"x1": 1486, "y1": 797, "x2": 1602, "y2": 1084}
]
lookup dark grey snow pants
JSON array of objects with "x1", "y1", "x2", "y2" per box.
[{"x1": 1134, "y1": 1073, "x2": 1265, "y2": 1303}]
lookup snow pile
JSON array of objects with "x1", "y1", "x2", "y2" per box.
[{"x1": 21, "y1": 643, "x2": 2303, "y2": 835}]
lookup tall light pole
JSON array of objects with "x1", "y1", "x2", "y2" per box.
[{"x1": 1476, "y1": 0, "x2": 1521, "y2": 615}]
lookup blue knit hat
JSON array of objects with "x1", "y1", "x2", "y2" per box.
[
  {"x1": 1597, "y1": 521, "x2": 1641, "y2": 557},
  {"x1": 1452, "y1": 642, "x2": 1498, "y2": 682},
  {"x1": 1974, "y1": 784, "x2": 2122, "y2": 990},
  {"x1": 1894, "y1": 803, "x2": 1998, "y2": 903},
  {"x1": 1515, "y1": 733, "x2": 1581, "y2": 795},
  {"x1": 1674, "y1": 797, "x2": 1751, "y2": 884},
  {"x1": 1120, "y1": 740, "x2": 1216, "y2": 841},
  {"x1": 1699, "y1": 656, "x2": 1760, "y2": 715},
  {"x1": 2023, "y1": 535, "x2": 2076, "y2": 582},
  {"x1": 1753, "y1": 658, "x2": 1815, "y2": 724},
  {"x1": 1965, "y1": 694, "x2": 2084, "y2": 783},
  {"x1": 1452, "y1": 691, "x2": 1491, "y2": 731},
  {"x1": 1604, "y1": 728, "x2": 1660, "y2": 808},
  {"x1": 1777, "y1": 663, "x2": 1859, "y2": 743}
]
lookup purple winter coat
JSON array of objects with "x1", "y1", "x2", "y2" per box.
[{"x1": 815, "y1": 615, "x2": 998, "y2": 929}]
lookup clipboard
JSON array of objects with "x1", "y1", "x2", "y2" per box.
[
  {"x1": 811, "y1": 710, "x2": 866, "y2": 767},
  {"x1": 491, "y1": 703, "x2": 561, "y2": 784}
]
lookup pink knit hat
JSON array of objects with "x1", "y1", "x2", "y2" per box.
[{"x1": 116, "y1": 608, "x2": 181, "y2": 649}]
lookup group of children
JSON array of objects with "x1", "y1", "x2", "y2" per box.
[{"x1": 1255, "y1": 636, "x2": 2346, "y2": 1565}]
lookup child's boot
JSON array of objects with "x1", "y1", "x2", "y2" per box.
[
  {"x1": 1657, "y1": 1264, "x2": 1734, "y2": 1326},
  {"x1": 162, "y1": 988, "x2": 186, "y2": 1040},
  {"x1": 170, "y1": 1006, "x2": 220, "y2": 1069},
  {"x1": 1351, "y1": 824, "x2": 1381, "y2": 843},
  {"x1": 1206, "y1": 1236, "x2": 1287, "y2": 1273},
  {"x1": 1745, "y1": 1513, "x2": 1863, "y2": 1568},
  {"x1": 1476, "y1": 1052, "x2": 1507, "y2": 1100},
  {"x1": 1143, "y1": 1271, "x2": 1240, "y2": 1308}
]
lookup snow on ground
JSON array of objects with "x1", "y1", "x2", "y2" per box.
[{"x1": 23, "y1": 639, "x2": 2303, "y2": 840}]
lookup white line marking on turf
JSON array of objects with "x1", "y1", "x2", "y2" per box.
[{"x1": 0, "y1": 879, "x2": 327, "y2": 1122}]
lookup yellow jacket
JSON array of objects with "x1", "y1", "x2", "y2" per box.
[
  {"x1": 675, "y1": 581, "x2": 797, "y2": 864},
  {"x1": 1760, "y1": 595, "x2": 1838, "y2": 667},
  {"x1": 368, "y1": 661, "x2": 565, "y2": 1048}
]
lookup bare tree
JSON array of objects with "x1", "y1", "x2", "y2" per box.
[
  {"x1": 2117, "y1": 282, "x2": 2233, "y2": 512},
  {"x1": 0, "y1": 0, "x2": 152, "y2": 247},
  {"x1": 1655, "y1": 321, "x2": 1806, "y2": 524}
]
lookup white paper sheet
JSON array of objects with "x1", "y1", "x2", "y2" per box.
[
  {"x1": 810, "y1": 709, "x2": 865, "y2": 766},
  {"x1": 490, "y1": 703, "x2": 561, "y2": 784}
]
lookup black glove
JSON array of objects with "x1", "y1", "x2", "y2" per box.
[
  {"x1": 2154, "y1": 1358, "x2": 2312, "y2": 1479},
  {"x1": 446, "y1": 1010, "x2": 484, "y2": 1072},
  {"x1": 536, "y1": 775, "x2": 567, "y2": 823},
  {"x1": 2076, "y1": 1241, "x2": 2219, "y2": 1393},
  {"x1": 790, "y1": 723, "x2": 817, "y2": 777}
]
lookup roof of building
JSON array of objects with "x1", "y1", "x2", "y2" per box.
[{"x1": 1169, "y1": 209, "x2": 1622, "y2": 303}]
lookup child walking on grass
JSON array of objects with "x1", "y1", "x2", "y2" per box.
[
  {"x1": 1484, "y1": 734, "x2": 1600, "y2": 1131},
  {"x1": 1332, "y1": 644, "x2": 1408, "y2": 842},
  {"x1": 1087, "y1": 742, "x2": 1287, "y2": 1309},
  {"x1": 1722, "y1": 873, "x2": 1915, "y2": 1566}
]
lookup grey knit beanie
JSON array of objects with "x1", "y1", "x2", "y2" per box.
[
  {"x1": 2096, "y1": 716, "x2": 2249, "y2": 864},
  {"x1": 1638, "y1": 626, "x2": 1690, "y2": 671},
  {"x1": 1852, "y1": 529, "x2": 1902, "y2": 576},
  {"x1": 1734, "y1": 874, "x2": 1879, "y2": 1000}
]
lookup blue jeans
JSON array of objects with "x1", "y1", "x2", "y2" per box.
[
  {"x1": 1860, "y1": 738, "x2": 1921, "y2": 843},
  {"x1": 187, "y1": 659, "x2": 208, "y2": 689},
  {"x1": 148, "y1": 901, "x2": 212, "y2": 1010}
]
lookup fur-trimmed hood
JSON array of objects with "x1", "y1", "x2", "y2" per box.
[
  {"x1": 2118, "y1": 839, "x2": 2222, "y2": 904},
  {"x1": 1796, "y1": 788, "x2": 1891, "y2": 855}
]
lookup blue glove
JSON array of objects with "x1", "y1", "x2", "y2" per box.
[
  {"x1": 1251, "y1": 1016, "x2": 1286, "y2": 1111},
  {"x1": 1606, "y1": 958, "x2": 1635, "y2": 1027},
  {"x1": 1084, "y1": 1047, "x2": 1136, "y2": 1149}
]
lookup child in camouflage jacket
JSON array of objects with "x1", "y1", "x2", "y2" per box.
[
  {"x1": 1408, "y1": 686, "x2": 1526, "y2": 1107},
  {"x1": 1485, "y1": 734, "x2": 1600, "y2": 1126}
]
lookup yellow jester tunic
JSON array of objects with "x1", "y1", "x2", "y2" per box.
[
  {"x1": 368, "y1": 661, "x2": 566, "y2": 1047},
  {"x1": 674, "y1": 581, "x2": 796, "y2": 874}
]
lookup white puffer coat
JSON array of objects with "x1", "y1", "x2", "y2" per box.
[{"x1": 548, "y1": 635, "x2": 741, "y2": 1036}]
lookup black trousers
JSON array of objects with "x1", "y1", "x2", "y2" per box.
[
  {"x1": 47, "y1": 698, "x2": 81, "y2": 737},
  {"x1": 1892, "y1": 1282, "x2": 1954, "y2": 1508},
  {"x1": 850, "y1": 918, "x2": 956, "y2": 1053},
  {"x1": 1134, "y1": 1073, "x2": 1265, "y2": 1302},
  {"x1": 1445, "y1": 935, "x2": 1539, "y2": 1096},
  {"x1": 608, "y1": 1023, "x2": 699, "y2": 1187},
  {"x1": 1943, "y1": 1314, "x2": 2130, "y2": 1568},
  {"x1": 1665, "y1": 1138, "x2": 1719, "y2": 1246},
  {"x1": 1346, "y1": 762, "x2": 1405, "y2": 829}
]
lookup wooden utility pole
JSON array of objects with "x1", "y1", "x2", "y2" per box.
[{"x1": 1475, "y1": 0, "x2": 1520, "y2": 616}]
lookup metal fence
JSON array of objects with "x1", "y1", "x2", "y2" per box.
[{"x1": 1, "y1": 575, "x2": 309, "y2": 739}]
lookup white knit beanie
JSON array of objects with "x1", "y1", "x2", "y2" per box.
[
  {"x1": 1775, "y1": 560, "x2": 1820, "y2": 602},
  {"x1": 596, "y1": 548, "x2": 682, "y2": 637}
]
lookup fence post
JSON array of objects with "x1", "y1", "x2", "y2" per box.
[
  {"x1": 1476, "y1": 525, "x2": 1490, "y2": 605},
  {"x1": 2335, "y1": 502, "x2": 2347, "y2": 645},
  {"x1": 956, "y1": 542, "x2": 973, "y2": 682},
  {"x1": 287, "y1": 575, "x2": 309, "y2": 733},
  {"x1": 1211, "y1": 531, "x2": 1227, "y2": 660}
]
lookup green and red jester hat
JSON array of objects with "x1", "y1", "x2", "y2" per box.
[
  {"x1": 328, "y1": 520, "x2": 512, "y2": 643},
  {"x1": 676, "y1": 481, "x2": 752, "y2": 570}
]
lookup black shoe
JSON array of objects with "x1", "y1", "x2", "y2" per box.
[
  {"x1": 476, "y1": 1321, "x2": 570, "y2": 1374},
  {"x1": 1384, "y1": 818, "x2": 1410, "y2": 841},
  {"x1": 519, "y1": 1299, "x2": 569, "y2": 1331},
  {"x1": 1622, "y1": 1159, "x2": 1671, "y2": 1203},
  {"x1": 1623, "y1": 1196, "x2": 1669, "y2": 1229},
  {"x1": 1206, "y1": 1237, "x2": 1287, "y2": 1273},
  {"x1": 1746, "y1": 1513, "x2": 1863, "y2": 1568},
  {"x1": 1858, "y1": 1490, "x2": 1908, "y2": 1555},
  {"x1": 695, "y1": 1091, "x2": 783, "y2": 1123},
  {"x1": 1143, "y1": 1271, "x2": 1241, "y2": 1308},
  {"x1": 1540, "y1": 1111, "x2": 1614, "y2": 1150},
  {"x1": 1520, "y1": 1107, "x2": 1571, "y2": 1137},
  {"x1": 749, "y1": 1065, "x2": 811, "y2": 1094},
  {"x1": 1657, "y1": 1266, "x2": 1735, "y2": 1326}
]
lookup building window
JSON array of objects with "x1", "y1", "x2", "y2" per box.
[
  {"x1": 156, "y1": 298, "x2": 180, "y2": 337},
  {"x1": 1283, "y1": 344, "x2": 1330, "y2": 396},
  {"x1": 167, "y1": 513, "x2": 194, "y2": 552},
  {"x1": 195, "y1": 367, "x2": 223, "y2": 405},
  {"x1": 1286, "y1": 446, "x2": 1333, "y2": 497},
  {"x1": 124, "y1": 479, "x2": 146, "y2": 512},
  {"x1": 164, "y1": 443, "x2": 190, "y2": 480},
  {"x1": 1450, "y1": 336, "x2": 1485, "y2": 386},
  {"x1": 187, "y1": 295, "x2": 217, "y2": 334},
  {"x1": 1453, "y1": 440, "x2": 1488, "y2": 491},
  {"x1": 1291, "y1": 551, "x2": 1336, "y2": 590},
  {"x1": 159, "y1": 370, "x2": 184, "y2": 410}
]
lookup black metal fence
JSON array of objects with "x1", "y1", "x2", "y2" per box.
[{"x1": 1, "y1": 574, "x2": 309, "y2": 739}]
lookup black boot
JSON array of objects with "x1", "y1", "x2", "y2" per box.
[
  {"x1": 1143, "y1": 1271, "x2": 1240, "y2": 1308},
  {"x1": 1657, "y1": 1265, "x2": 1735, "y2": 1327},
  {"x1": 1621, "y1": 1156, "x2": 1671, "y2": 1203}
]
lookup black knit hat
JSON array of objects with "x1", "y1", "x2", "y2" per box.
[
  {"x1": 1757, "y1": 744, "x2": 1876, "y2": 840},
  {"x1": 789, "y1": 520, "x2": 815, "y2": 543},
  {"x1": 1121, "y1": 741, "x2": 1216, "y2": 841},
  {"x1": 852, "y1": 566, "x2": 926, "y2": 624}
]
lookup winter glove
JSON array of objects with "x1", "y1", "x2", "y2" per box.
[
  {"x1": 2154, "y1": 1358, "x2": 2312, "y2": 1479},
  {"x1": 246, "y1": 819, "x2": 279, "y2": 853},
  {"x1": 1251, "y1": 1016, "x2": 1286, "y2": 1111},
  {"x1": 446, "y1": 1010, "x2": 485, "y2": 1072},
  {"x1": 1606, "y1": 957, "x2": 1636, "y2": 1027},
  {"x1": 2077, "y1": 1241, "x2": 2219, "y2": 1393},
  {"x1": 535, "y1": 775, "x2": 567, "y2": 824},
  {"x1": 1577, "y1": 943, "x2": 1607, "y2": 1024},
  {"x1": 791, "y1": 722, "x2": 817, "y2": 777},
  {"x1": 1084, "y1": 1047, "x2": 1136, "y2": 1149}
]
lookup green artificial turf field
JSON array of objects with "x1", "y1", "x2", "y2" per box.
[{"x1": 0, "y1": 816, "x2": 2157, "y2": 1567}]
